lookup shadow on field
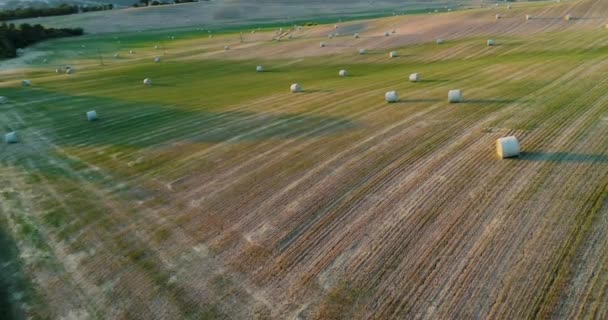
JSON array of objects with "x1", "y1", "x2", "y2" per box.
[
  {"x1": 1, "y1": 88, "x2": 358, "y2": 148},
  {"x1": 396, "y1": 99, "x2": 441, "y2": 103},
  {"x1": 520, "y1": 152, "x2": 608, "y2": 163},
  {"x1": 463, "y1": 99, "x2": 519, "y2": 104}
]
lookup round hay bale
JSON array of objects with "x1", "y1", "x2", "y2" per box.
[
  {"x1": 256, "y1": 65, "x2": 264, "y2": 72},
  {"x1": 320, "y1": 42, "x2": 326, "y2": 48},
  {"x1": 114, "y1": 53, "x2": 119, "y2": 59},
  {"x1": 143, "y1": 78, "x2": 152, "y2": 86},
  {"x1": 564, "y1": 14, "x2": 571, "y2": 21},
  {"x1": 22, "y1": 80, "x2": 31, "y2": 87},
  {"x1": 290, "y1": 83, "x2": 302, "y2": 93},
  {"x1": 56, "y1": 67, "x2": 63, "y2": 74},
  {"x1": 507, "y1": 5, "x2": 512, "y2": 10},
  {"x1": 496, "y1": 136, "x2": 520, "y2": 158},
  {"x1": 384, "y1": 31, "x2": 390, "y2": 37},
  {"x1": 448, "y1": 89, "x2": 463, "y2": 103},
  {"x1": 359, "y1": 48, "x2": 366, "y2": 55},
  {"x1": 154, "y1": 57, "x2": 161, "y2": 63},
  {"x1": 224, "y1": 45, "x2": 230, "y2": 51},
  {"x1": 334, "y1": 25, "x2": 339, "y2": 29},
  {"x1": 66, "y1": 68, "x2": 74, "y2": 74},
  {"x1": 154, "y1": 45, "x2": 159, "y2": 49},
  {"x1": 409, "y1": 73, "x2": 421, "y2": 82},
  {"x1": 86, "y1": 110, "x2": 98, "y2": 121},
  {"x1": 389, "y1": 51, "x2": 398, "y2": 58},
  {"x1": 487, "y1": 39, "x2": 495, "y2": 46},
  {"x1": 436, "y1": 39, "x2": 445, "y2": 44},
  {"x1": 495, "y1": 14, "x2": 502, "y2": 20},
  {"x1": 526, "y1": 14, "x2": 532, "y2": 20},
  {"x1": 339, "y1": 70, "x2": 348, "y2": 77},
  {"x1": 385, "y1": 91, "x2": 399, "y2": 103},
  {"x1": 354, "y1": 33, "x2": 360, "y2": 38},
  {"x1": 328, "y1": 34, "x2": 334, "y2": 39},
  {"x1": 129, "y1": 50, "x2": 134, "y2": 54},
  {"x1": 0, "y1": 96, "x2": 8, "y2": 104},
  {"x1": 4, "y1": 132, "x2": 17, "y2": 144}
]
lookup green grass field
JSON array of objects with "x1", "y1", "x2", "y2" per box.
[{"x1": 1, "y1": 0, "x2": 608, "y2": 318}]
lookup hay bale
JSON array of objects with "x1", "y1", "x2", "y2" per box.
[
  {"x1": 224, "y1": 45, "x2": 230, "y2": 51},
  {"x1": 448, "y1": 89, "x2": 463, "y2": 103},
  {"x1": 4, "y1": 132, "x2": 17, "y2": 144},
  {"x1": 143, "y1": 78, "x2": 152, "y2": 86},
  {"x1": 290, "y1": 83, "x2": 302, "y2": 93},
  {"x1": 496, "y1": 136, "x2": 520, "y2": 158},
  {"x1": 495, "y1": 14, "x2": 502, "y2": 20},
  {"x1": 409, "y1": 73, "x2": 421, "y2": 82},
  {"x1": 389, "y1": 51, "x2": 398, "y2": 58},
  {"x1": 334, "y1": 25, "x2": 339, "y2": 29},
  {"x1": 526, "y1": 14, "x2": 532, "y2": 20},
  {"x1": 320, "y1": 42, "x2": 326, "y2": 48},
  {"x1": 0, "y1": 96, "x2": 8, "y2": 104},
  {"x1": 436, "y1": 39, "x2": 445, "y2": 44},
  {"x1": 22, "y1": 80, "x2": 31, "y2": 87},
  {"x1": 564, "y1": 14, "x2": 571, "y2": 21},
  {"x1": 359, "y1": 48, "x2": 366, "y2": 55},
  {"x1": 256, "y1": 65, "x2": 264, "y2": 72},
  {"x1": 56, "y1": 67, "x2": 63, "y2": 74},
  {"x1": 328, "y1": 34, "x2": 334, "y2": 39},
  {"x1": 86, "y1": 110, "x2": 98, "y2": 121},
  {"x1": 385, "y1": 91, "x2": 399, "y2": 103},
  {"x1": 354, "y1": 33, "x2": 360, "y2": 38},
  {"x1": 66, "y1": 68, "x2": 74, "y2": 74},
  {"x1": 487, "y1": 39, "x2": 495, "y2": 46},
  {"x1": 339, "y1": 70, "x2": 348, "y2": 77},
  {"x1": 384, "y1": 31, "x2": 390, "y2": 37},
  {"x1": 154, "y1": 57, "x2": 161, "y2": 63},
  {"x1": 129, "y1": 50, "x2": 134, "y2": 54},
  {"x1": 507, "y1": 5, "x2": 512, "y2": 10},
  {"x1": 154, "y1": 45, "x2": 159, "y2": 49},
  {"x1": 114, "y1": 53, "x2": 119, "y2": 59}
]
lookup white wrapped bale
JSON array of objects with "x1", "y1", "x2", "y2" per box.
[
  {"x1": 495, "y1": 14, "x2": 502, "y2": 20},
  {"x1": 436, "y1": 39, "x2": 445, "y2": 44},
  {"x1": 154, "y1": 57, "x2": 161, "y2": 63},
  {"x1": 359, "y1": 48, "x2": 366, "y2": 55},
  {"x1": 129, "y1": 50, "x2": 134, "y2": 54},
  {"x1": 143, "y1": 78, "x2": 152, "y2": 86},
  {"x1": 354, "y1": 33, "x2": 360, "y2": 38},
  {"x1": 86, "y1": 110, "x2": 98, "y2": 121},
  {"x1": 487, "y1": 39, "x2": 495, "y2": 46},
  {"x1": 448, "y1": 89, "x2": 463, "y2": 103},
  {"x1": 389, "y1": 51, "x2": 398, "y2": 58},
  {"x1": 328, "y1": 34, "x2": 334, "y2": 39},
  {"x1": 409, "y1": 73, "x2": 421, "y2": 82},
  {"x1": 224, "y1": 45, "x2": 230, "y2": 51},
  {"x1": 290, "y1": 83, "x2": 302, "y2": 93},
  {"x1": 256, "y1": 65, "x2": 264, "y2": 72},
  {"x1": 507, "y1": 5, "x2": 512, "y2": 10},
  {"x1": 384, "y1": 31, "x2": 390, "y2": 37},
  {"x1": 154, "y1": 45, "x2": 159, "y2": 49},
  {"x1": 114, "y1": 53, "x2": 119, "y2": 59},
  {"x1": 526, "y1": 14, "x2": 532, "y2": 20},
  {"x1": 4, "y1": 132, "x2": 17, "y2": 144},
  {"x1": 339, "y1": 70, "x2": 348, "y2": 77},
  {"x1": 385, "y1": 91, "x2": 399, "y2": 103},
  {"x1": 22, "y1": 80, "x2": 31, "y2": 87},
  {"x1": 0, "y1": 96, "x2": 7, "y2": 104},
  {"x1": 320, "y1": 42, "x2": 326, "y2": 48},
  {"x1": 496, "y1": 136, "x2": 520, "y2": 158}
]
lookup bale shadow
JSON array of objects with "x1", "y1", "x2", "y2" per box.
[
  {"x1": 395, "y1": 99, "x2": 442, "y2": 104},
  {"x1": 462, "y1": 99, "x2": 519, "y2": 104},
  {"x1": 520, "y1": 152, "x2": 608, "y2": 163}
]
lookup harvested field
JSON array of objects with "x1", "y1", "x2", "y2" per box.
[{"x1": 1, "y1": 0, "x2": 608, "y2": 318}]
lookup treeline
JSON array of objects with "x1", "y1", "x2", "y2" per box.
[
  {"x1": 0, "y1": 4, "x2": 113, "y2": 21},
  {"x1": 0, "y1": 23, "x2": 83, "y2": 59},
  {"x1": 133, "y1": 0, "x2": 199, "y2": 7}
]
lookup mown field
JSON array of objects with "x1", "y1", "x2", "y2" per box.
[{"x1": 1, "y1": 0, "x2": 608, "y2": 319}]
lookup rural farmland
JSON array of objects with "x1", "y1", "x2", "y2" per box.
[{"x1": 1, "y1": 0, "x2": 608, "y2": 319}]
